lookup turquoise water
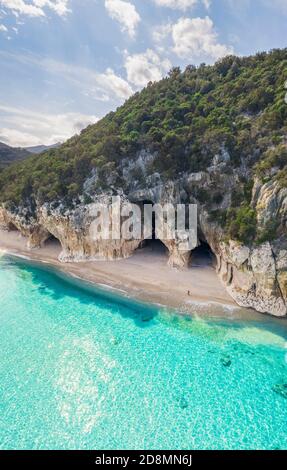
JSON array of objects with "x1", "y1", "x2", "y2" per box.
[{"x1": 0, "y1": 255, "x2": 287, "y2": 450}]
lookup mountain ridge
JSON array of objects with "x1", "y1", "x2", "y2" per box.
[
  {"x1": 0, "y1": 142, "x2": 31, "y2": 169},
  {"x1": 24, "y1": 143, "x2": 61, "y2": 154}
]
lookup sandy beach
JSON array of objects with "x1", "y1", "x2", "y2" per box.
[{"x1": 0, "y1": 228, "x2": 240, "y2": 315}]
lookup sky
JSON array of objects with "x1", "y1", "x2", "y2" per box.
[{"x1": 0, "y1": 0, "x2": 286, "y2": 147}]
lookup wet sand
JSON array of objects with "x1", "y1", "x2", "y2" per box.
[{"x1": 0, "y1": 229, "x2": 241, "y2": 314}]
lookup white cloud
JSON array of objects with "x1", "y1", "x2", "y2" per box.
[
  {"x1": 105, "y1": 0, "x2": 140, "y2": 38},
  {"x1": 153, "y1": 23, "x2": 172, "y2": 43},
  {"x1": 0, "y1": 51, "x2": 134, "y2": 102},
  {"x1": 0, "y1": 22, "x2": 7, "y2": 30},
  {"x1": 34, "y1": 1, "x2": 70, "y2": 16},
  {"x1": 153, "y1": 15, "x2": 232, "y2": 64},
  {"x1": 124, "y1": 49, "x2": 171, "y2": 88},
  {"x1": 152, "y1": 0, "x2": 197, "y2": 10},
  {"x1": 172, "y1": 16, "x2": 233, "y2": 61},
  {"x1": 100, "y1": 67, "x2": 134, "y2": 100},
  {"x1": 152, "y1": 0, "x2": 212, "y2": 10},
  {"x1": 0, "y1": 0, "x2": 43, "y2": 17},
  {"x1": 0, "y1": 0, "x2": 70, "y2": 18},
  {"x1": 39, "y1": 58, "x2": 134, "y2": 101},
  {"x1": 0, "y1": 105, "x2": 98, "y2": 146}
]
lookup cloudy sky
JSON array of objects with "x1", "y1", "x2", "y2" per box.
[{"x1": 0, "y1": 0, "x2": 286, "y2": 147}]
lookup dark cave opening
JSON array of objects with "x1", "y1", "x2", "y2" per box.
[
  {"x1": 134, "y1": 199, "x2": 169, "y2": 258},
  {"x1": 7, "y1": 222, "x2": 19, "y2": 232},
  {"x1": 44, "y1": 233, "x2": 62, "y2": 250},
  {"x1": 138, "y1": 238, "x2": 168, "y2": 255},
  {"x1": 191, "y1": 241, "x2": 216, "y2": 267}
]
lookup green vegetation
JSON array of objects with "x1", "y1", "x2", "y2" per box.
[
  {"x1": 0, "y1": 142, "x2": 31, "y2": 170},
  {"x1": 0, "y1": 49, "x2": 286, "y2": 245},
  {"x1": 256, "y1": 145, "x2": 287, "y2": 180},
  {"x1": 256, "y1": 220, "x2": 279, "y2": 245},
  {"x1": 226, "y1": 206, "x2": 257, "y2": 245},
  {"x1": 255, "y1": 144, "x2": 287, "y2": 191}
]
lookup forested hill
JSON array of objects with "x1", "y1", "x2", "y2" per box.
[
  {"x1": 0, "y1": 142, "x2": 31, "y2": 170},
  {"x1": 0, "y1": 48, "x2": 286, "y2": 208}
]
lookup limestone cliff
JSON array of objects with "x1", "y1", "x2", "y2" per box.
[
  {"x1": 0, "y1": 50, "x2": 286, "y2": 316},
  {"x1": 0, "y1": 162, "x2": 286, "y2": 317}
]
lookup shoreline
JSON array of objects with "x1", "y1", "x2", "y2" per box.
[{"x1": 0, "y1": 229, "x2": 283, "y2": 323}]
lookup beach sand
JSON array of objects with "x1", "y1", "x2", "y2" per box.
[{"x1": 0, "y1": 228, "x2": 238, "y2": 315}]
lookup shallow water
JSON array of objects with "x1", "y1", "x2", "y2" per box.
[{"x1": 0, "y1": 255, "x2": 287, "y2": 450}]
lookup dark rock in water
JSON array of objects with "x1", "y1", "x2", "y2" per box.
[
  {"x1": 272, "y1": 383, "x2": 287, "y2": 399},
  {"x1": 179, "y1": 397, "x2": 189, "y2": 410},
  {"x1": 141, "y1": 314, "x2": 154, "y2": 323},
  {"x1": 220, "y1": 355, "x2": 232, "y2": 367}
]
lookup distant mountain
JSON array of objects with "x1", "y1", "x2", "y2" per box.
[
  {"x1": 0, "y1": 141, "x2": 61, "y2": 170},
  {"x1": 25, "y1": 143, "x2": 61, "y2": 154},
  {"x1": 0, "y1": 142, "x2": 31, "y2": 169}
]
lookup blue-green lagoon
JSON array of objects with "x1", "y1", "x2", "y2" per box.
[{"x1": 0, "y1": 255, "x2": 287, "y2": 450}]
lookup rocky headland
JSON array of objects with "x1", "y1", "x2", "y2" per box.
[{"x1": 0, "y1": 50, "x2": 286, "y2": 316}]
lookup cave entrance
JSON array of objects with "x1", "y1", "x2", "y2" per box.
[
  {"x1": 134, "y1": 199, "x2": 169, "y2": 261},
  {"x1": 138, "y1": 238, "x2": 169, "y2": 256},
  {"x1": 43, "y1": 233, "x2": 62, "y2": 253},
  {"x1": 6, "y1": 222, "x2": 23, "y2": 240},
  {"x1": 191, "y1": 241, "x2": 216, "y2": 268},
  {"x1": 7, "y1": 221, "x2": 20, "y2": 232}
]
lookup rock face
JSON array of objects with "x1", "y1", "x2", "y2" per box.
[
  {"x1": 216, "y1": 241, "x2": 286, "y2": 317},
  {"x1": 0, "y1": 189, "x2": 195, "y2": 268},
  {"x1": 0, "y1": 167, "x2": 286, "y2": 317},
  {"x1": 198, "y1": 178, "x2": 287, "y2": 317},
  {"x1": 0, "y1": 202, "x2": 142, "y2": 262}
]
